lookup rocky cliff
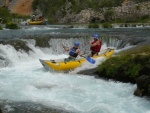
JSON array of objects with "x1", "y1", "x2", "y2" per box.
[
  {"x1": 0, "y1": 0, "x2": 33, "y2": 15},
  {"x1": 0, "y1": 0, "x2": 150, "y2": 23},
  {"x1": 57, "y1": 1, "x2": 150, "y2": 23}
]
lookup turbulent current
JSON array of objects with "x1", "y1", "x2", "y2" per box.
[{"x1": 0, "y1": 25, "x2": 150, "y2": 113}]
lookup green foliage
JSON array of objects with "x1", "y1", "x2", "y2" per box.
[
  {"x1": 135, "y1": 5, "x2": 141, "y2": 11},
  {"x1": 99, "y1": 0, "x2": 124, "y2": 8},
  {"x1": 99, "y1": 57, "x2": 122, "y2": 77},
  {"x1": 6, "y1": 23, "x2": 19, "y2": 29},
  {"x1": 0, "y1": 7, "x2": 30, "y2": 23},
  {"x1": 32, "y1": 0, "x2": 67, "y2": 18},
  {"x1": 133, "y1": 0, "x2": 150, "y2": 3},
  {"x1": 104, "y1": 9, "x2": 114, "y2": 21},
  {"x1": 98, "y1": 45, "x2": 150, "y2": 83},
  {"x1": 97, "y1": 54, "x2": 149, "y2": 82},
  {"x1": 32, "y1": 0, "x2": 39, "y2": 10},
  {"x1": 123, "y1": 15, "x2": 150, "y2": 23},
  {"x1": 0, "y1": 7, "x2": 10, "y2": 23},
  {"x1": 102, "y1": 22, "x2": 112, "y2": 28},
  {"x1": 0, "y1": 7, "x2": 10, "y2": 17},
  {"x1": 32, "y1": 0, "x2": 124, "y2": 19},
  {"x1": 32, "y1": 0, "x2": 149, "y2": 23},
  {"x1": 124, "y1": 62, "x2": 141, "y2": 78},
  {"x1": 0, "y1": 25, "x2": 2, "y2": 30},
  {"x1": 111, "y1": 16, "x2": 150, "y2": 23},
  {"x1": 48, "y1": 18, "x2": 56, "y2": 24},
  {"x1": 88, "y1": 23, "x2": 99, "y2": 28},
  {"x1": 111, "y1": 19, "x2": 125, "y2": 23}
]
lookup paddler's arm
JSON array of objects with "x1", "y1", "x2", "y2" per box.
[
  {"x1": 77, "y1": 49, "x2": 82, "y2": 56},
  {"x1": 63, "y1": 45, "x2": 71, "y2": 51},
  {"x1": 62, "y1": 43, "x2": 70, "y2": 51}
]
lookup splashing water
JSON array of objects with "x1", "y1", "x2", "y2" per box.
[
  {"x1": 0, "y1": 42, "x2": 150, "y2": 113},
  {"x1": 0, "y1": 26, "x2": 150, "y2": 113}
]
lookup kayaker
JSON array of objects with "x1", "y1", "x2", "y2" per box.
[
  {"x1": 31, "y1": 15, "x2": 36, "y2": 21},
  {"x1": 88, "y1": 34, "x2": 102, "y2": 57},
  {"x1": 62, "y1": 41, "x2": 82, "y2": 62},
  {"x1": 39, "y1": 15, "x2": 43, "y2": 21}
]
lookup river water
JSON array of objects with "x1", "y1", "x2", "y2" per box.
[{"x1": 0, "y1": 25, "x2": 150, "y2": 113}]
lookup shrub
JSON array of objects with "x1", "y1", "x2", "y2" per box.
[
  {"x1": 6, "y1": 23, "x2": 19, "y2": 29},
  {"x1": 102, "y1": 22, "x2": 112, "y2": 28},
  {"x1": 32, "y1": 0, "x2": 124, "y2": 21},
  {"x1": 135, "y1": 4, "x2": 141, "y2": 11},
  {"x1": 0, "y1": 25, "x2": 2, "y2": 30},
  {"x1": 48, "y1": 18, "x2": 56, "y2": 24},
  {"x1": 104, "y1": 9, "x2": 114, "y2": 21},
  {"x1": 97, "y1": 55, "x2": 148, "y2": 83}
]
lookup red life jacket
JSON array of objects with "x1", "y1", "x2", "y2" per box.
[{"x1": 90, "y1": 40, "x2": 102, "y2": 52}]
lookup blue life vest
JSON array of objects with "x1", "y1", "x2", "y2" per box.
[{"x1": 69, "y1": 47, "x2": 78, "y2": 57}]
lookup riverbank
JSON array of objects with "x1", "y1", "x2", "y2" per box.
[
  {"x1": 1, "y1": 22, "x2": 150, "y2": 30},
  {"x1": 72, "y1": 23, "x2": 150, "y2": 28}
]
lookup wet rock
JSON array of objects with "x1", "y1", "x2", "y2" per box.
[
  {"x1": 0, "y1": 101, "x2": 71, "y2": 113},
  {"x1": 134, "y1": 75, "x2": 150, "y2": 97},
  {"x1": 34, "y1": 37, "x2": 51, "y2": 48},
  {"x1": 77, "y1": 67, "x2": 98, "y2": 75},
  {"x1": 0, "y1": 40, "x2": 32, "y2": 53}
]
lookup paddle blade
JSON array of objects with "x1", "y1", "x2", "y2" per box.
[{"x1": 86, "y1": 56, "x2": 96, "y2": 64}]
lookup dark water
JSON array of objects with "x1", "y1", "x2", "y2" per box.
[{"x1": 0, "y1": 25, "x2": 150, "y2": 45}]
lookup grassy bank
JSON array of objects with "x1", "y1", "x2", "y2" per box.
[{"x1": 97, "y1": 45, "x2": 150, "y2": 83}]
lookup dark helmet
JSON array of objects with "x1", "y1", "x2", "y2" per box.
[
  {"x1": 74, "y1": 41, "x2": 80, "y2": 46},
  {"x1": 93, "y1": 34, "x2": 99, "y2": 39}
]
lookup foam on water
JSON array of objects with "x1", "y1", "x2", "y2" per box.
[
  {"x1": 25, "y1": 27, "x2": 60, "y2": 31},
  {"x1": 0, "y1": 42, "x2": 150, "y2": 113}
]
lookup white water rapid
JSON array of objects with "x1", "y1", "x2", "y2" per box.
[
  {"x1": 0, "y1": 41, "x2": 150, "y2": 113},
  {"x1": 0, "y1": 26, "x2": 150, "y2": 113}
]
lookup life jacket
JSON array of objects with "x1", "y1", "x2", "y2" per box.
[
  {"x1": 90, "y1": 40, "x2": 102, "y2": 52},
  {"x1": 39, "y1": 17, "x2": 43, "y2": 21},
  {"x1": 69, "y1": 47, "x2": 78, "y2": 57},
  {"x1": 32, "y1": 17, "x2": 35, "y2": 21}
]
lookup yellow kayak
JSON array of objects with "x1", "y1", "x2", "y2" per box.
[
  {"x1": 39, "y1": 48, "x2": 115, "y2": 71},
  {"x1": 28, "y1": 21, "x2": 43, "y2": 25}
]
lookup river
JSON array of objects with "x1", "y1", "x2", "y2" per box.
[{"x1": 0, "y1": 25, "x2": 150, "y2": 113}]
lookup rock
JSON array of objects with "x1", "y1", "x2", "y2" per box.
[
  {"x1": 134, "y1": 75, "x2": 150, "y2": 96},
  {"x1": 77, "y1": 67, "x2": 98, "y2": 75},
  {"x1": 0, "y1": 101, "x2": 70, "y2": 113},
  {"x1": 58, "y1": 1, "x2": 150, "y2": 23}
]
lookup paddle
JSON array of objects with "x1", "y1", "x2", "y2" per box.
[
  {"x1": 61, "y1": 43, "x2": 96, "y2": 64},
  {"x1": 81, "y1": 55, "x2": 96, "y2": 64}
]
